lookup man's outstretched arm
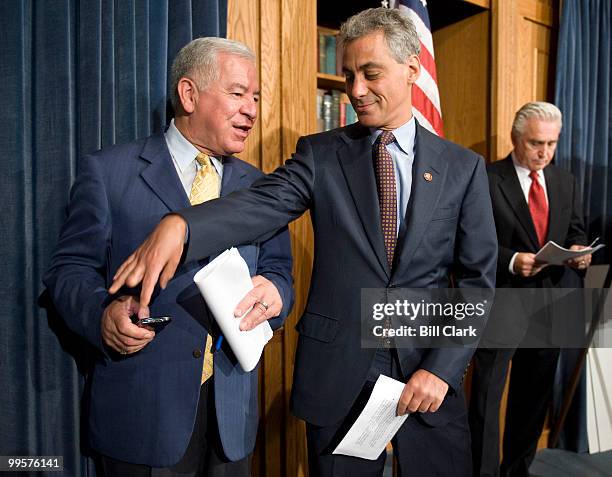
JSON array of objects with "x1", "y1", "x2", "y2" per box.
[
  {"x1": 109, "y1": 214, "x2": 188, "y2": 307},
  {"x1": 110, "y1": 136, "x2": 317, "y2": 307}
]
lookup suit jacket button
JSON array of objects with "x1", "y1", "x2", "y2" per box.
[{"x1": 192, "y1": 349, "x2": 202, "y2": 359}]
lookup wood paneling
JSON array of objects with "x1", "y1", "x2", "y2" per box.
[
  {"x1": 434, "y1": 11, "x2": 490, "y2": 158},
  {"x1": 519, "y1": 0, "x2": 555, "y2": 26},
  {"x1": 464, "y1": 0, "x2": 491, "y2": 8},
  {"x1": 227, "y1": 0, "x2": 261, "y2": 169},
  {"x1": 491, "y1": 0, "x2": 557, "y2": 161},
  {"x1": 281, "y1": 0, "x2": 316, "y2": 473},
  {"x1": 228, "y1": 1, "x2": 314, "y2": 475},
  {"x1": 517, "y1": 18, "x2": 554, "y2": 105},
  {"x1": 491, "y1": 0, "x2": 520, "y2": 160}
]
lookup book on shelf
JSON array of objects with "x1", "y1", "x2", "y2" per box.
[
  {"x1": 318, "y1": 33, "x2": 326, "y2": 75},
  {"x1": 325, "y1": 35, "x2": 336, "y2": 76},
  {"x1": 317, "y1": 27, "x2": 342, "y2": 76},
  {"x1": 317, "y1": 89, "x2": 358, "y2": 132}
]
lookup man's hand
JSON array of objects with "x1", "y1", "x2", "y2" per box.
[
  {"x1": 565, "y1": 245, "x2": 592, "y2": 270},
  {"x1": 101, "y1": 295, "x2": 154, "y2": 355},
  {"x1": 513, "y1": 252, "x2": 546, "y2": 277},
  {"x1": 109, "y1": 214, "x2": 187, "y2": 307},
  {"x1": 397, "y1": 369, "x2": 449, "y2": 416},
  {"x1": 234, "y1": 275, "x2": 283, "y2": 331}
]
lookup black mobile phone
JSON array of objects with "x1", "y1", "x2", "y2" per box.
[{"x1": 130, "y1": 315, "x2": 172, "y2": 331}]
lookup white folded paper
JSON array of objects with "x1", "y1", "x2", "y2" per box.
[
  {"x1": 535, "y1": 237, "x2": 605, "y2": 265},
  {"x1": 333, "y1": 375, "x2": 409, "y2": 460},
  {"x1": 193, "y1": 248, "x2": 273, "y2": 372}
]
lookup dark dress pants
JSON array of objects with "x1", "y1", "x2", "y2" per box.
[
  {"x1": 98, "y1": 379, "x2": 251, "y2": 477},
  {"x1": 469, "y1": 347, "x2": 560, "y2": 477},
  {"x1": 307, "y1": 349, "x2": 472, "y2": 477}
]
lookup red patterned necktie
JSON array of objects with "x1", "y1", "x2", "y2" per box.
[
  {"x1": 528, "y1": 170, "x2": 548, "y2": 247},
  {"x1": 374, "y1": 131, "x2": 397, "y2": 267}
]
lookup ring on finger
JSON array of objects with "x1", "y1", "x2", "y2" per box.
[{"x1": 256, "y1": 300, "x2": 269, "y2": 311}]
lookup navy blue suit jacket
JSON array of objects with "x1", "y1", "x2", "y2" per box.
[
  {"x1": 178, "y1": 121, "x2": 498, "y2": 428},
  {"x1": 44, "y1": 133, "x2": 293, "y2": 466}
]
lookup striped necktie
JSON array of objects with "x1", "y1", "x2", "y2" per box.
[{"x1": 189, "y1": 152, "x2": 220, "y2": 384}]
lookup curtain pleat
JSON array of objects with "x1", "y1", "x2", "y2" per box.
[
  {"x1": 555, "y1": 0, "x2": 611, "y2": 262},
  {"x1": 553, "y1": 0, "x2": 612, "y2": 454},
  {"x1": 0, "y1": 1, "x2": 227, "y2": 475}
]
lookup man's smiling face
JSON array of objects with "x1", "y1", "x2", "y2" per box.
[{"x1": 342, "y1": 30, "x2": 419, "y2": 130}]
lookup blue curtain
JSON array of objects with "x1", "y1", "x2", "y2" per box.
[
  {"x1": 553, "y1": 0, "x2": 611, "y2": 454},
  {"x1": 0, "y1": 1, "x2": 226, "y2": 475},
  {"x1": 554, "y1": 0, "x2": 611, "y2": 264}
]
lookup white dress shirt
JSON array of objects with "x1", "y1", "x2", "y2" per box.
[
  {"x1": 164, "y1": 119, "x2": 223, "y2": 197},
  {"x1": 370, "y1": 117, "x2": 416, "y2": 234}
]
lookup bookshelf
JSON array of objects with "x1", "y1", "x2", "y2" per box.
[
  {"x1": 316, "y1": 72, "x2": 344, "y2": 91},
  {"x1": 316, "y1": 25, "x2": 356, "y2": 131}
]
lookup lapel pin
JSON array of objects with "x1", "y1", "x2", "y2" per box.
[{"x1": 423, "y1": 172, "x2": 433, "y2": 182}]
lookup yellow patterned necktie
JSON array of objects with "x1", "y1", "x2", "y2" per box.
[{"x1": 189, "y1": 152, "x2": 220, "y2": 384}]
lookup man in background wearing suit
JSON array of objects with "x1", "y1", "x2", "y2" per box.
[
  {"x1": 44, "y1": 38, "x2": 293, "y2": 477},
  {"x1": 469, "y1": 102, "x2": 592, "y2": 477},
  {"x1": 109, "y1": 8, "x2": 497, "y2": 476}
]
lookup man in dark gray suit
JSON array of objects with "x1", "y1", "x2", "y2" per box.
[{"x1": 111, "y1": 8, "x2": 497, "y2": 476}]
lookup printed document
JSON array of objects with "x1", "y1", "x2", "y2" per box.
[
  {"x1": 535, "y1": 237, "x2": 605, "y2": 265},
  {"x1": 333, "y1": 375, "x2": 408, "y2": 460},
  {"x1": 193, "y1": 248, "x2": 273, "y2": 372}
]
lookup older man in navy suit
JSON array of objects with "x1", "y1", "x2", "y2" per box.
[
  {"x1": 44, "y1": 38, "x2": 293, "y2": 477},
  {"x1": 110, "y1": 8, "x2": 497, "y2": 477}
]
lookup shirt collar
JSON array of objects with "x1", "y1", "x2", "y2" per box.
[
  {"x1": 511, "y1": 151, "x2": 544, "y2": 180},
  {"x1": 368, "y1": 116, "x2": 416, "y2": 154},
  {"x1": 165, "y1": 119, "x2": 223, "y2": 175}
]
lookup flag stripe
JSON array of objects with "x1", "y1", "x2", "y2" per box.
[
  {"x1": 412, "y1": 108, "x2": 436, "y2": 134},
  {"x1": 418, "y1": 40, "x2": 438, "y2": 82},
  {"x1": 398, "y1": 0, "x2": 431, "y2": 29},
  {"x1": 400, "y1": 6, "x2": 434, "y2": 59},
  {"x1": 398, "y1": 0, "x2": 443, "y2": 137},
  {"x1": 413, "y1": 85, "x2": 443, "y2": 136},
  {"x1": 415, "y1": 66, "x2": 441, "y2": 112}
]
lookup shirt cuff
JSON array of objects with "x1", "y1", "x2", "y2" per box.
[{"x1": 508, "y1": 252, "x2": 518, "y2": 275}]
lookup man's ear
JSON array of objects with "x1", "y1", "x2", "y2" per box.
[
  {"x1": 176, "y1": 77, "x2": 198, "y2": 114},
  {"x1": 406, "y1": 54, "x2": 421, "y2": 85}
]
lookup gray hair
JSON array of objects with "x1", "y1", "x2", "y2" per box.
[
  {"x1": 511, "y1": 101, "x2": 563, "y2": 141},
  {"x1": 170, "y1": 37, "x2": 255, "y2": 110},
  {"x1": 338, "y1": 7, "x2": 420, "y2": 63}
]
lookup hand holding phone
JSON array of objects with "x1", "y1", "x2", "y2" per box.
[{"x1": 130, "y1": 315, "x2": 172, "y2": 331}]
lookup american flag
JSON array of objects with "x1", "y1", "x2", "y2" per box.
[{"x1": 393, "y1": 0, "x2": 443, "y2": 136}]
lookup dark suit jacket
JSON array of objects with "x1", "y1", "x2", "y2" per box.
[
  {"x1": 179, "y1": 121, "x2": 497, "y2": 427},
  {"x1": 485, "y1": 155, "x2": 587, "y2": 345},
  {"x1": 488, "y1": 155, "x2": 587, "y2": 287},
  {"x1": 44, "y1": 133, "x2": 293, "y2": 466}
]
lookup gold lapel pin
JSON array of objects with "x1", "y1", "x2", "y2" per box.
[{"x1": 423, "y1": 172, "x2": 433, "y2": 182}]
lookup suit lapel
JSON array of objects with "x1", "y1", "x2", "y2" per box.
[
  {"x1": 543, "y1": 165, "x2": 562, "y2": 243},
  {"x1": 219, "y1": 156, "x2": 248, "y2": 197},
  {"x1": 497, "y1": 156, "x2": 540, "y2": 250},
  {"x1": 393, "y1": 124, "x2": 447, "y2": 274},
  {"x1": 139, "y1": 134, "x2": 191, "y2": 211},
  {"x1": 337, "y1": 125, "x2": 390, "y2": 278}
]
